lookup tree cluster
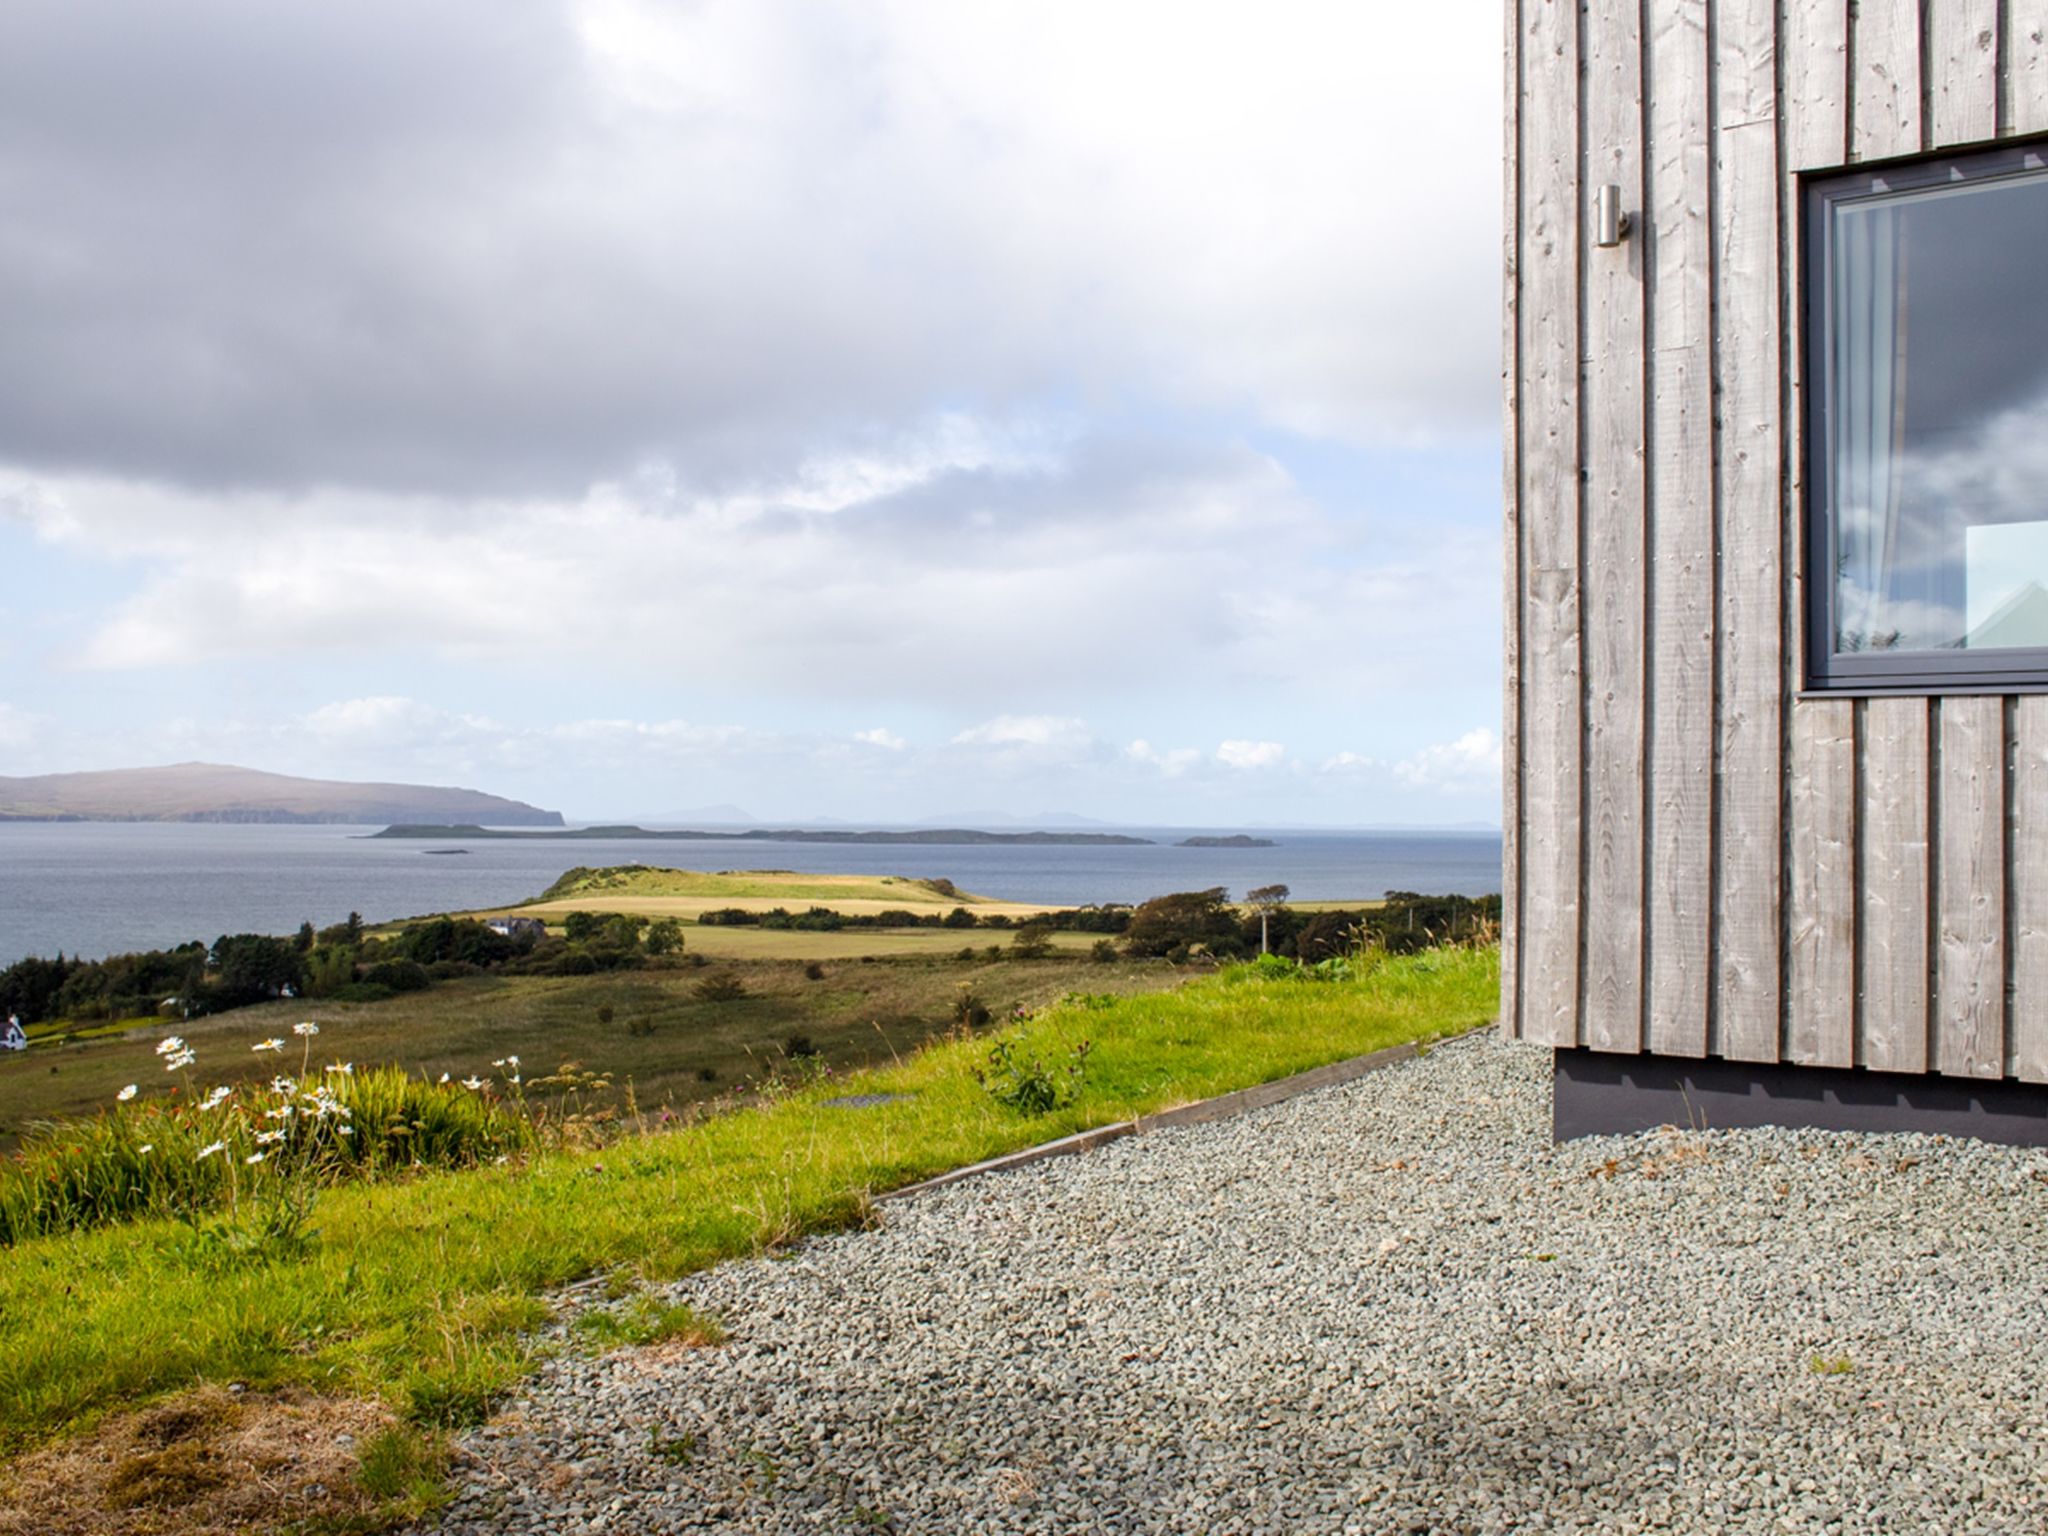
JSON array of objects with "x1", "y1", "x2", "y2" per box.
[{"x1": 1113, "y1": 889, "x2": 1502, "y2": 964}]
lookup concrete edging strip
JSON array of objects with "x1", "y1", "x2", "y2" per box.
[{"x1": 881, "y1": 1033, "x2": 1443, "y2": 1203}]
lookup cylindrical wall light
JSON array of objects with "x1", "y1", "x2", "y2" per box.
[{"x1": 1594, "y1": 184, "x2": 1631, "y2": 247}]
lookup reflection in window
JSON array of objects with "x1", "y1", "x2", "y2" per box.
[{"x1": 1826, "y1": 162, "x2": 2048, "y2": 662}]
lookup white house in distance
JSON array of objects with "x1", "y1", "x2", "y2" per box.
[
  {"x1": 2, "y1": 1015, "x2": 26, "y2": 1051},
  {"x1": 1503, "y1": 0, "x2": 2048, "y2": 1142}
]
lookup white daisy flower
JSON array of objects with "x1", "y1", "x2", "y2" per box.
[
  {"x1": 292, "y1": 1021, "x2": 320, "y2": 1037},
  {"x1": 197, "y1": 1141, "x2": 225, "y2": 1160},
  {"x1": 155, "y1": 1036, "x2": 185, "y2": 1056},
  {"x1": 252, "y1": 1038, "x2": 285, "y2": 1053},
  {"x1": 116, "y1": 1084, "x2": 138, "y2": 1102}
]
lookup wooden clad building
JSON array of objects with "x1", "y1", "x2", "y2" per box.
[{"x1": 1504, "y1": 0, "x2": 2048, "y2": 1138}]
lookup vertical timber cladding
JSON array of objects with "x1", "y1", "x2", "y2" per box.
[{"x1": 1505, "y1": 0, "x2": 2048, "y2": 1081}]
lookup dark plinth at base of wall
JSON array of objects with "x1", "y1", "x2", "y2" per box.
[{"x1": 1554, "y1": 1048, "x2": 2048, "y2": 1147}]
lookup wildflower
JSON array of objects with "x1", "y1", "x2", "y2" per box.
[
  {"x1": 506, "y1": 1054, "x2": 520, "y2": 1068},
  {"x1": 197, "y1": 1141, "x2": 225, "y2": 1160},
  {"x1": 199, "y1": 1085, "x2": 233, "y2": 1111},
  {"x1": 292, "y1": 1021, "x2": 320, "y2": 1037},
  {"x1": 438, "y1": 1072, "x2": 450, "y2": 1084},
  {"x1": 270, "y1": 1075, "x2": 296, "y2": 1094},
  {"x1": 462, "y1": 1076, "x2": 484, "y2": 1091},
  {"x1": 253, "y1": 1038, "x2": 285, "y2": 1053},
  {"x1": 244, "y1": 1151, "x2": 266, "y2": 1164},
  {"x1": 164, "y1": 1049, "x2": 196, "y2": 1071},
  {"x1": 155, "y1": 1036, "x2": 185, "y2": 1056},
  {"x1": 254, "y1": 1128, "x2": 286, "y2": 1145},
  {"x1": 116, "y1": 1084, "x2": 138, "y2": 1102},
  {"x1": 493, "y1": 1058, "x2": 505, "y2": 1068},
  {"x1": 137, "y1": 1143, "x2": 154, "y2": 1155},
  {"x1": 326, "y1": 1061, "x2": 354, "y2": 1076},
  {"x1": 336, "y1": 1125, "x2": 353, "y2": 1137}
]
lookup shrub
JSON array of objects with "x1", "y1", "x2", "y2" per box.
[
  {"x1": 951, "y1": 987, "x2": 992, "y2": 1029},
  {"x1": 644, "y1": 918, "x2": 684, "y2": 957},
  {"x1": 693, "y1": 973, "x2": 747, "y2": 1004},
  {"x1": 803, "y1": 962, "x2": 826, "y2": 981},
  {"x1": 552, "y1": 951, "x2": 599, "y2": 977},
  {"x1": 1009, "y1": 924, "x2": 1055, "y2": 960},
  {"x1": 975, "y1": 1031, "x2": 1092, "y2": 1115},
  {"x1": 1090, "y1": 939, "x2": 1119, "y2": 964},
  {"x1": 696, "y1": 907, "x2": 760, "y2": 927},
  {"x1": 782, "y1": 1033, "x2": 818, "y2": 1059},
  {"x1": 360, "y1": 960, "x2": 431, "y2": 993},
  {"x1": 596, "y1": 1003, "x2": 615, "y2": 1025}
]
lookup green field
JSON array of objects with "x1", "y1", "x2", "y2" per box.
[
  {"x1": 0, "y1": 947, "x2": 1501, "y2": 1473},
  {"x1": 0, "y1": 952, "x2": 1174, "y2": 1149}
]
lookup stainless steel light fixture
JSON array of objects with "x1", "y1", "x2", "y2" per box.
[{"x1": 1594, "y1": 184, "x2": 1631, "y2": 247}]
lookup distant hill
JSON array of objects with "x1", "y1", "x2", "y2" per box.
[{"x1": 0, "y1": 763, "x2": 564, "y2": 826}]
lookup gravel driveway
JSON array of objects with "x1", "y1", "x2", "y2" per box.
[{"x1": 430, "y1": 1031, "x2": 2048, "y2": 1534}]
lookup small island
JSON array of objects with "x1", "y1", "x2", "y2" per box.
[
  {"x1": 1177, "y1": 834, "x2": 1277, "y2": 848},
  {"x1": 372, "y1": 824, "x2": 1156, "y2": 847}
]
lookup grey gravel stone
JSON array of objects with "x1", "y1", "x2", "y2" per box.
[{"x1": 423, "y1": 1032, "x2": 2048, "y2": 1534}]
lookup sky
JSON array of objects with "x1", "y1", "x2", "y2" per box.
[{"x1": 0, "y1": 0, "x2": 1504, "y2": 828}]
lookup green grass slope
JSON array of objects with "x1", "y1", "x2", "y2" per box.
[{"x1": 0, "y1": 947, "x2": 1499, "y2": 1457}]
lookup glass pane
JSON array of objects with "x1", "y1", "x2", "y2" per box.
[{"x1": 1829, "y1": 166, "x2": 2048, "y2": 656}]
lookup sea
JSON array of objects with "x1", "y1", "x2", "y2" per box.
[{"x1": 0, "y1": 822, "x2": 1504, "y2": 963}]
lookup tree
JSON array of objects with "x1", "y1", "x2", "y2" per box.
[
  {"x1": 1246, "y1": 884, "x2": 1292, "y2": 956},
  {"x1": 210, "y1": 934, "x2": 307, "y2": 1007},
  {"x1": 644, "y1": 917, "x2": 684, "y2": 956},
  {"x1": 1122, "y1": 888, "x2": 1244, "y2": 959},
  {"x1": 1009, "y1": 922, "x2": 1055, "y2": 960}
]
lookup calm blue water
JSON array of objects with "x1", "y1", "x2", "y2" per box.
[{"x1": 0, "y1": 823, "x2": 1503, "y2": 962}]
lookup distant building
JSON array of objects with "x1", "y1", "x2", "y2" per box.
[
  {"x1": 2, "y1": 1015, "x2": 26, "y2": 1051},
  {"x1": 486, "y1": 916, "x2": 548, "y2": 943}
]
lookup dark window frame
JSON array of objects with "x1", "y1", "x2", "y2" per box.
[{"x1": 1802, "y1": 137, "x2": 2048, "y2": 693}]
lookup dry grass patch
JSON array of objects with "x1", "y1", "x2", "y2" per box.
[{"x1": 0, "y1": 1385, "x2": 437, "y2": 1535}]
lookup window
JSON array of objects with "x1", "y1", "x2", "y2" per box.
[{"x1": 1805, "y1": 140, "x2": 2048, "y2": 690}]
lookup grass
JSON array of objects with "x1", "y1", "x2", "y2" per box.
[
  {"x1": 0, "y1": 953, "x2": 1174, "y2": 1148},
  {"x1": 0, "y1": 946, "x2": 1498, "y2": 1458},
  {"x1": 537, "y1": 866, "x2": 993, "y2": 905}
]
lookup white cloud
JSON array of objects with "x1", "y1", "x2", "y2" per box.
[
  {"x1": 1125, "y1": 739, "x2": 1202, "y2": 776},
  {"x1": 1319, "y1": 751, "x2": 1380, "y2": 773},
  {"x1": 1217, "y1": 739, "x2": 1286, "y2": 770},
  {"x1": 950, "y1": 715, "x2": 1092, "y2": 751},
  {"x1": 1395, "y1": 728, "x2": 1501, "y2": 790},
  {"x1": 854, "y1": 727, "x2": 906, "y2": 751}
]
